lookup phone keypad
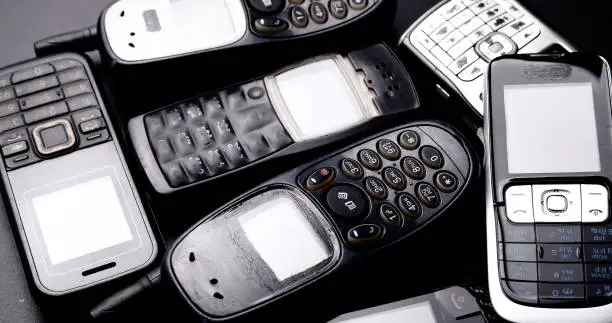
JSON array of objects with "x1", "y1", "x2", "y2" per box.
[
  {"x1": 0, "y1": 58, "x2": 110, "y2": 170},
  {"x1": 498, "y1": 184, "x2": 612, "y2": 306},
  {"x1": 299, "y1": 125, "x2": 470, "y2": 249},
  {"x1": 412, "y1": 0, "x2": 542, "y2": 80},
  {"x1": 249, "y1": 0, "x2": 377, "y2": 38},
  {"x1": 144, "y1": 80, "x2": 292, "y2": 188}
]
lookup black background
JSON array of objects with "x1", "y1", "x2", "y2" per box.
[{"x1": 0, "y1": 0, "x2": 608, "y2": 322}]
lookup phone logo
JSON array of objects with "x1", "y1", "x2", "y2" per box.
[{"x1": 451, "y1": 292, "x2": 465, "y2": 310}]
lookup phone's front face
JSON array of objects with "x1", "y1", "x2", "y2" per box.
[
  {"x1": 486, "y1": 54, "x2": 612, "y2": 321},
  {"x1": 103, "y1": 0, "x2": 248, "y2": 62}
]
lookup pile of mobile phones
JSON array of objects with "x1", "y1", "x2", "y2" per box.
[{"x1": 3, "y1": 0, "x2": 607, "y2": 322}]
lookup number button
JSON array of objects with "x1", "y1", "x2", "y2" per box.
[
  {"x1": 358, "y1": 149, "x2": 382, "y2": 170},
  {"x1": 165, "y1": 108, "x2": 184, "y2": 129},
  {"x1": 364, "y1": 177, "x2": 388, "y2": 200},
  {"x1": 376, "y1": 139, "x2": 400, "y2": 161},
  {"x1": 382, "y1": 167, "x2": 406, "y2": 190},
  {"x1": 416, "y1": 182, "x2": 441, "y2": 208},
  {"x1": 398, "y1": 130, "x2": 420, "y2": 150},
  {"x1": 420, "y1": 146, "x2": 444, "y2": 169},
  {"x1": 341, "y1": 158, "x2": 364, "y2": 180},
  {"x1": 380, "y1": 203, "x2": 402, "y2": 227},
  {"x1": 397, "y1": 193, "x2": 421, "y2": 219},
  {"x1": 181, "y1": 156, "x2": 209, "y2": 180},
  {"x1": 401, "y1": 156, "x2": 425, "y2": 180}
]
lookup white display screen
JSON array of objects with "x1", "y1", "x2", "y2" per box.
[
  {"x1": 32, "y1": 176, "x2": 133, "y2": 265},
  {"x1": 333, "y1": 302, "x2": 437, "y2": 323},
  {"x1": 504, "y1": 83, "x2": 600, "y2": 174},
  {"x1": 275, "y1": 58, "x2": 367, "y2": 141},
  {"x1": 238, "y1": 195, "x2": 330, "y2": 281}
]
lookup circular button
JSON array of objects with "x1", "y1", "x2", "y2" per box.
[
  {"x1": 329, "y1": 0, "x2": 348, "y2": 19},
  {"x1": 341, "y1": 158, "x2": 364, "y2": 180},
  {"x1": 415, "y1": 182, "x2": 441, "y2": 208},
  {"x1": 364, "y1": 177, "x2": 387, "y2": 200},
  {"x1": 419, "y1": 146, "x2": 444, "y2": 169},
  {"x1": 358, "y1": 149, "x2": 382, "y2": 170},
  {"x1": 348, "y1": 0, "x2": 368, "y2": 10},
  {"x1": 435, "y1": 171, "x2": 458, "y2": 193},
  {"x1": 376, "y1": 139, "x2": 400, "y2": 161},
  {"x1": 249, "y1": 0, "x2": 284, "y2": 14},
  {"x1": 397, "y1": 193, "x2": 421, "y2": 219},
  {"x1": 326, "y1": 185, "x2": 368, "y2": 220},
  {"x1": 247, "y1": 86, "x2": 265, "y2": 99},
  {"x1": 398, "y1": 130, "x2": 420, "y2": 150},
  {"x1": 290, "y1": 6, "x2": 309, "y2": 28},
  {"x1": 309, "y1": 2, "x2": 329, "y2": 24},
  {"x1": 380, "y1": 203, "x2": 402, "y2": 227},
  {"x1": 253, "y1": 17, "x2": 289, "y2": 33},
  {"x1": 401, "y1": 157, "x2": 425, "y2": 180},
  {"x1": 382, "y1": 167, "x2": 406, "y2": 190}
]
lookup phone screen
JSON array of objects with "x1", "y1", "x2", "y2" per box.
[{"x1": 31, "y1": 175, "x2": 133, "y2": 265}]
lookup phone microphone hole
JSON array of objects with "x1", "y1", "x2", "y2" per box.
[
  {"x1": 120, "y1": 10, "x2": 125, "y2": 17},
  {"x1": 82, "y1": 262, "x2": 116, "y2": 276},
  {"x1": 130, "y1": 32, "x2": 135, "y2": 36},
  {"x1": 213, "y1": 292, "x2": 224, "y2": 299},
  {"x1": 210, "y1": 278, "x2": 218, "y2": 285},
  {"x1": 188, "y1": 252, "x2": 196, "y2": 262},
  {"x1": 128, "y1": 42, "x2": 135, "y2": 48}
]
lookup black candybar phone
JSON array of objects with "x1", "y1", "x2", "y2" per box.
[
  {"x1": 0, "y1": 54, "x2": 157, "y2": 295},
  {"x1": 128, "y1": 44, "x2": 420, "y2": 194},
  {"x1": 484, "y1": 53, "x2": 612, "y2": 322},
  {"x1": 99, "y1": 0, "x2": 395, "y2": 70},
  {"x1": 164, "y1": 120, "x2": 479, "y2": 321}
]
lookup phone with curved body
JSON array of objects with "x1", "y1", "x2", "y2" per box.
[
  {"x1": 0, "y1": 54, "x2": 157, "y2": 295},
  {"x1": 99, "y1": 0, "x2": 395, "y2": 69},
  {"x1": 485, "y1": 53, "x2": 612, "y2": 322},
  {"x1": 128, "y1": 44, "x2": 420, "y2": 194},
  {"x1": 400, "y1": 0, "x2": 576, "y2": 116},
  {"x1": 164, "y1": 120, "x2": 479, "y2": 321}
]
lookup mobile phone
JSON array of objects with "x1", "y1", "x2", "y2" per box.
[
  {"x1": 164, "y1": 120, "x2": 479, "y2": 321},
  {"x1": 0, "y1": 54, "x2": 157, "y2": 295},
  {"x1": 128, "y1": 44, "x2": 420, "y2": 194},
  {"x1": 99, "y1": 0, "x2": 395, "y2": 68},
  {"x1": 400, "y1": 0, "x2": 576, "y2": 116},
  {"x1": 327, "y1": 286, "x2": 487, "y2": 323},
  {"x1": 484, "y1": 53, "x2": 612, "y2": 321}
]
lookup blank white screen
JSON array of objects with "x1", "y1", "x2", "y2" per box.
[
  {"x1": 333, "y1": 302, "x2": 437, "y2": 323},
  {"x1": 504, "y1": 83, "x2": 600, "y2": 174},
  {"x1": 275, "y1": 58, "x2": 366, "y2": 140},
  {"x1": 32, "y1": 176, "x2": 133, "y2": 265},
  {"x1": 238, "y1": 195, "x2": 330, "y2": 281}
]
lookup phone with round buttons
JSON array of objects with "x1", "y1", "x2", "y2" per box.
[
  {"x1": 164, "y1": 120, "x2": 479, "y2": 320},
  {"x1": 99, "y1": 0, "x2": 395, "y2": 68},
  {"x1": 400, "y1": 0, "x2": 576, "y2": 116},
  {"x1": 128, "y1": 44, "x2": 420, "y2": 194},
  {"x1": 0, "y1": 54, "x2": 157, "y2": 295},
  {"x1": 484, "y1": 53, "x2": 612, "y2": 322}
]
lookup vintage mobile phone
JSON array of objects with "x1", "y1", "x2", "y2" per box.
[
  {"x1": 0, "y1": 54, "x2": 157, "y2": 295},
  {"x1": 400, "y1": 0, "x2": 576, "y2": 115},
  {"x1": 128, "y1": 44, "x2": 420, "y2": 194},
  {"x1": 99, "y1": 0, "x2": 395, "y2": 68},
  {"x1": 327, "y1": 286, "x2": 487, "y2": 323},
  {"x1": 164, "y1": 120, "x2": 479, "y2": 320},
  {"x1": 484, "y1": 54, "x2": 612, "y2": 322}
]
